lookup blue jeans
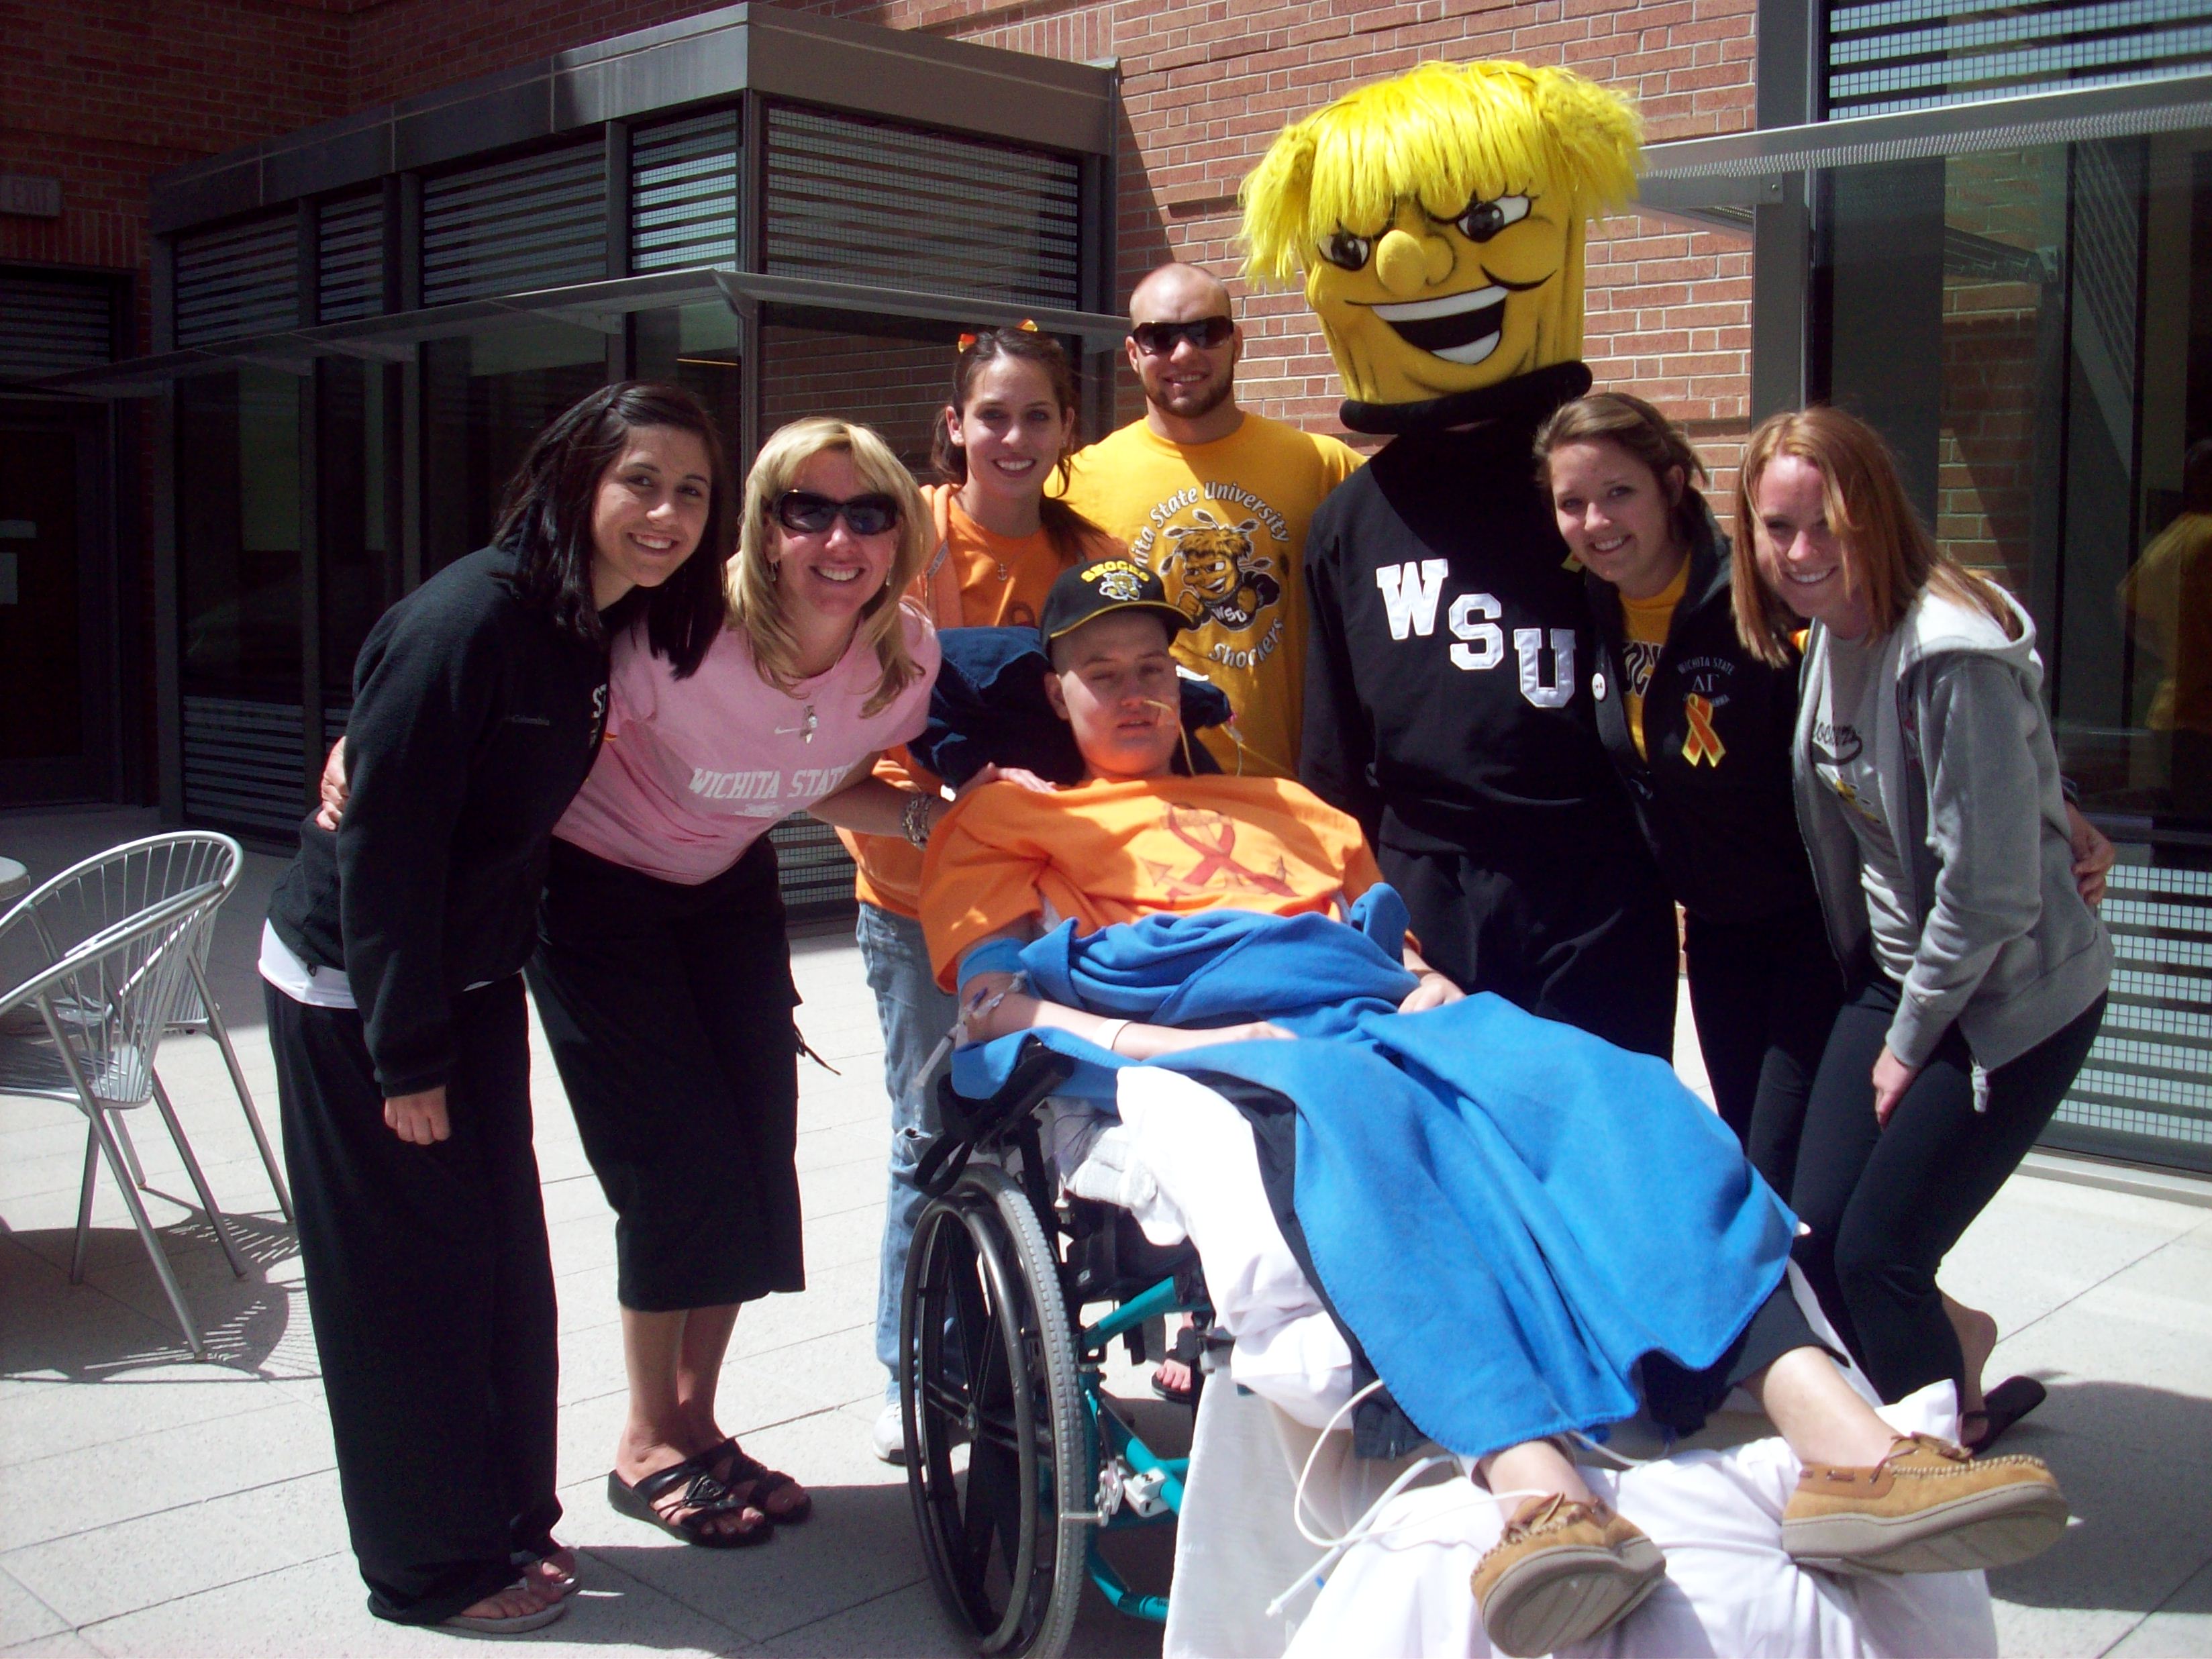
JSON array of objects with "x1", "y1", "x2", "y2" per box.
[{"x1": 860, "y1": 902, "x2": 960, "y2": 1389}]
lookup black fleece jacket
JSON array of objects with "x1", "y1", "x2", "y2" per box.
[
  {"x1": 267, "y1": 546, "x2": 609, "y2": 1097},
  {"x1": 1299, "y1": 364, "x2": 1654, "y2": 872},
  {"x1": 1586, "y1": 515, "x2": 1820, "y2": 926}
]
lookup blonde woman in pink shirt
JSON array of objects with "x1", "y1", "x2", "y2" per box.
[{"x1": 530, "y1": 417, "x2": 944, "y2": 1548}]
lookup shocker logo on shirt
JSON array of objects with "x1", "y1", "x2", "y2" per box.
[
  {"x1": 1130, "y1": 487, "x2": 1295, "y2": 674},
  {"x1": 1621, "y1": 640, "x2": 1662, "y2": 701},
  {"x1": 1142, "y1": 803, "x2": 1297, "y2": 899},
  {"x1": 1162, "y1": 510, "x2": 1283, "y2": 632}
]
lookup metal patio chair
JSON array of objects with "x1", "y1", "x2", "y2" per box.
[{"x1": 0, "y1": 833, "x2": 279, "y2": 1358}]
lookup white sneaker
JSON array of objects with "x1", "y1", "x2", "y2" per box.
[{"x1": 872, "y1": 1397, "x2": 908, "y2": 1465}]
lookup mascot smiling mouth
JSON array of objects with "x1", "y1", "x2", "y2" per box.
[{"x1": 1368, "y1": 272, "x2": 1553, "y2": 366}]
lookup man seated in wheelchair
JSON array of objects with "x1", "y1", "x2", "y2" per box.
[{"x1": 913, "y1": 559, "x2": 2066, "y2": 1658}]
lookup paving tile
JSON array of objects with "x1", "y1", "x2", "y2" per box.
[
  {"x1": 753, "y1": 1580, "x2": 966, "y2": 1658},
  {"x1": 0, "y1": 1368, "x2": 291, "y2": 1468},
  {"x1": 2107, "y1": 1556, "x2": 2212, "y2": 1657},
  {"x1": 0, "y1": 1633, "x2": 105, "y2": 1657},
  {"x1": 78, "y1": 1546, "x2": 744, "y2": 1658},
  {"x1": 1, "y1": 1467, "x2": 352, "y2": 1627},
  {"x1": 0, "y1": 1565, "x2": 66, "y2": 1645},
  {"x1": 0, "y1": 1397, "x2": 335, "y2": 1553},
  {"x1": 1986, "y1": 1432, "x2": 2212, "y2": 1651}
]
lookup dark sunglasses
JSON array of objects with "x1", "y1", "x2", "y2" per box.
[
  {"x1": 1129, "y1": 315, "x2": 1234, "y2": 355},
  {"x1": 772, "y1": 490, "x2": 901, "y2": 538}
]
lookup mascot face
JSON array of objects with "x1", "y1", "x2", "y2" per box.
[
  {"x1": 1242, "y1": 60, "x2": 1640, "y2": 410},
  {"x1": 1303, "y1": 191, "x2": 1578, "y2": 403}
]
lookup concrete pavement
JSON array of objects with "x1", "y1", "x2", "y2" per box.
[{"x1": 1, "y1": 803, "x2": 2207, "y2": 1657}]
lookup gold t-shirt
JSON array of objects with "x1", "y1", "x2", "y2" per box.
[
  {"x1": 1619, "y1": 559, "x2": 1691, "y2": 761},
  {"x1": 1057, "y1": 413, "x2": 1363, "y2": 778}
]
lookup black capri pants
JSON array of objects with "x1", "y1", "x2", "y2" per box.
[
  {"x1": 267, "y1": 976, "x2": 560, "y2": 1625},
  {"x1": 1789, "y1": 975, "x2": 2106, "y2": 1403},
  {"x1": 526, "y1": 836, "x2": 803, "y2": 1312},
  {"x1": 1682, "y1": 901, "x2": 1845, "y2": 1191}
]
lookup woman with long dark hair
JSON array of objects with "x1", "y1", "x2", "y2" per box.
[
  {"x1": 1535, "y1": 393, "x2": 1841, "y2": 1186},
  {"x1": 262, "y1": 383, "x2": 729, "y2": 1632},
  {"x1": 1737, "y1": 405, "x2": 2112, "y2": 1447},
  {"x1": 845, "y1": 328, "x2": 1121, "y2": 1458}
]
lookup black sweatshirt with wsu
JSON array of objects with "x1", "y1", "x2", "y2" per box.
[
  {"x1": 1299, "y1": 364, "x2": 1656, "y2": 878},
  {"x1": 267, "y1": 546, "x2": 609, "y2": 1097}
]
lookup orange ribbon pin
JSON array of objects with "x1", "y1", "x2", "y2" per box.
[{"x1": 1682, "y1": 693, "x2": 1725, "y2": 766}]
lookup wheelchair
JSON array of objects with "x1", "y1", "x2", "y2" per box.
[{"x1": 898, "y1": 1040, "x2": 1213, "y2": 1659}]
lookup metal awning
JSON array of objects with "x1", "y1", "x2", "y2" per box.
[
  {"x1": 1637, "y1": 69, "x2": 2212, "y2": 225},
  {"x1": 34, "y1": 267, "x2": 1130, "y2": 397}
]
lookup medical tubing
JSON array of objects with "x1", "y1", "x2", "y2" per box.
[{"x1": 1264, "y1": 1383, "x2": 1588, "y2": 1620}]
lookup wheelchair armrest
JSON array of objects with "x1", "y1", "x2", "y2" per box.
[{"x1": 913, "y1": 1038, "x2": 1077, "y2": 1199}]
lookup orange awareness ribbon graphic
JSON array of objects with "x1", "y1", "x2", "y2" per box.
[
  {"x1": 1163, "y1": 809, "x2": 1297, "y2": 898},
  {"x1": 1682, "y1": 694, "x2": 1726, "y2": 766}
]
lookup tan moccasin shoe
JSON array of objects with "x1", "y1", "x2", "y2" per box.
[
  {"x1": 1784, "y1": 1432, "x2": 2068, "y2": 1575},
  {"x1": 1470, "y1": 1494, "x2": 1666, "y2": 1659}
]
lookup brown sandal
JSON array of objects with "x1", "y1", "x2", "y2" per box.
[{"x1": 704, "y1": 1437, "x2": 812, "y2": 1525}]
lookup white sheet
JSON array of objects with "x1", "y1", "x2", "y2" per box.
[{"x1": 1109, "y1": 1066, "x2": 1997, "y2": 1659}]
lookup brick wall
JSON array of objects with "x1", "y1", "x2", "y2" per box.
[{"x1": 0, "y1": 0, "x2": 352, "y2": 350}]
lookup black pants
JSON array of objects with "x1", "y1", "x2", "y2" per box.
[
  {"x1": 1640, "y1": 1276, "x2": 1826, "y2": 1440},
  {"x1": 1682, "y1": 903, "x2": 1845, "y2": 1191},
  {"x1": 526, "y1": 837, "x2": 803, "y2": 1313},
  {"x1": 1790, "y1": 978, "x2": 2107, "y2": 1402},
  {"x1": 266, "y1": 976, "x2": 559, "y2": 1625},
  {"x1": 1380, "y1": 842, "x2": 1678, "y2": 1058}
]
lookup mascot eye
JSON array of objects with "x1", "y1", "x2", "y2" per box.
[
  {"x1": 1317, "y1": 230, "x2": 1373, "y2": 271},
  {"x1": 1455, "y1": 195, "x2": 1531, "y2": 242}
]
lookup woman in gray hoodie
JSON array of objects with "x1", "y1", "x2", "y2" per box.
[{"x1": 1733, "y1": 406, "x2": 2111, "y2": 1452}]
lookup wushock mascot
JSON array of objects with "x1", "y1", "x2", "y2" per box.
[{"x1": 1248, "y1": 62, "x2": 1680, "y2": 1055}]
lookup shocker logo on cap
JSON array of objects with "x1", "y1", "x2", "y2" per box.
[{"x1": 1083, "y1": 560, "x2": 1146, "y2": 602}]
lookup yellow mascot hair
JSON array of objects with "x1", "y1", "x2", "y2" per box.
[{"x1": 1241, "y1": 60, "x2": 1642, "y2": 287}]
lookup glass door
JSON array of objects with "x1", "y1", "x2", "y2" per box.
[{"x1": 0, "y1": 399, "x2": 113, "y2": 805}]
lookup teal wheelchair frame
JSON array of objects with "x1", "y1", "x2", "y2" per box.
[{"x1": 899, "y1": 1043, "x2": 1211, "y2": 1658}]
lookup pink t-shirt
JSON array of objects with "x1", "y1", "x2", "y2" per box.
[{"x1": 554, "y1": 603, "x2": 939, "y2": 885}]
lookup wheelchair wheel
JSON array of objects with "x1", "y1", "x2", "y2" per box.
[{"x1": 901, "y1": 1164, "x2": 1089, "y2": 1659}]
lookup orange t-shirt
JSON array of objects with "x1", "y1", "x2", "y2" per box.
[
  {"x1": 917, "y1": 773, "x2": 1384, "y2": 988},
  {"x1": 844, "y1": 485, "x2": 1122, "y2": 917}
]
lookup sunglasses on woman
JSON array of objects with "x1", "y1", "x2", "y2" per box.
[
  {"x1": 1129, "y1": 315, "x2": 1235, "y2": 355},
  {"x1": 772, "y1": 490, "x2": 902, "y2": 537}
]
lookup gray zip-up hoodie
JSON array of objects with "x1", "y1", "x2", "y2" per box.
[{"x1": 1794, "y1": 585, "x2": 2111, "y2": 1072}]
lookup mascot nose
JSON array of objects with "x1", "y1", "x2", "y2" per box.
[{"x1": 1374, "y1": 228, "x2": 1452, "y2": 296}]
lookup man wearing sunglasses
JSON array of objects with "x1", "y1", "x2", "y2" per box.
[{"x1": 1059, "y1": 261, "x2": 1364, "y2": 783}]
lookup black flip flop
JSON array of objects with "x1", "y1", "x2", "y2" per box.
[
  {"x1": 1963, "y1": 1375, "x2": 2048, "y2": 1455},
  {"x1": 704, "y1": 1437, "x2": 813, "y2": 1525},
  {"x1": 607, "y1": 1457, "x2": 773, "y2": 1548},
  {"x1": 1149, "y1": 1323, "x2": 1205, "y2": 1405}
]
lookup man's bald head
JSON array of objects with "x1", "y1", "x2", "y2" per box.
[
  {"x1": 1125, "y1": 262, "x2": 1242, "y2": 437},
  {"x1": 1129, "y1": 262, "x2": 1232, "y2": 327}
]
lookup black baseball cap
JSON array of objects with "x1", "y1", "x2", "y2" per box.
[{"x1": 1040, "y1": 558, "x2": 1191, "y2": 646}]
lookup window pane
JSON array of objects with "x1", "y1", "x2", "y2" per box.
[
  {"x1": 318, "y1": 358, "x2": 394, "y2": 703},
  {"x1": 177, "y1": 366, "x2": 302, "y2": 698},
  {"x1": 422, "y1": 322, "x2": 609, "y2": 573},
  {"x1": 758, "y1": 323, "x2": 948, "y2": 476},
  {"x1": 636, "y1": 302, "x2": 742, "y2": 464},
  {"x1": 1814, "y1": 134, "x2": 2212, "y2": 830}
]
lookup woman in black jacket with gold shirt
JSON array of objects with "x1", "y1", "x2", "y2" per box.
[
  {"x1": 260, "y1": 383, "x2": 728, "y2": 1632},
  {"x1": 1535, "y1": 393, "x2": 1836, "y2": 1187}
]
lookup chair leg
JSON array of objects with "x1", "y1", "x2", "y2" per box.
[
  {"x1": 111, "y1": 1113, "x2": 150, "y2": 1190},
  {"x1": 148, "y1": 1074, "x2": 250, "y2": 1280},
  {"x1": 71, "y1": 1124, "x2": 100, "y2": 1285},
  {"x1": 86, "y1": 1105, "x2": 207, "y2": 1360},
  {"x1": 190, "y1": 958, "x2": 293, "y2": 1222}
]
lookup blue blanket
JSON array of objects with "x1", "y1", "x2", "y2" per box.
[{"x1": 950, "y1": 888, "x2": 1796, "y2": 1459}]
